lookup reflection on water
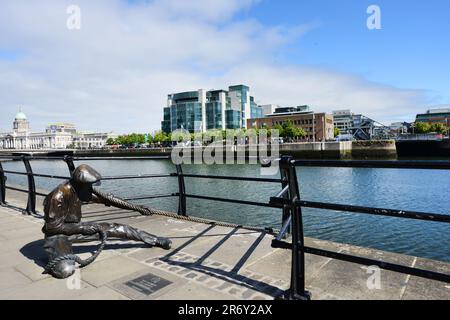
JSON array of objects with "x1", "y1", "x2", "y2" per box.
[{"x1": 3, "y1": 159, "x2": 450, "y2": 262}]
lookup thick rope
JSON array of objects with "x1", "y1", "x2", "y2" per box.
[
  {"x1": 92, "y1": 187, "x2": 276, "y2": 234},
  {"x1": 44, "y1": 229, "x2": 107, "y2": 277}
]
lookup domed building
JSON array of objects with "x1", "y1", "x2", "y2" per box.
[
  {"x1": 13, "y1": 110, "x2": 30, "y2": 133},
  {"x1": 0, "y1": 109, "x2": 117, "y2": 150}
]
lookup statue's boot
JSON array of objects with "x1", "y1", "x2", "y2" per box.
[{"x1": 99, "y1": 223, "x2": 172, "y2": 250}]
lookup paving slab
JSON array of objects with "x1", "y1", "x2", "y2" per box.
[
  {"x1": 0, "y1": 189, "x2": 449, "y2": 300},
  {"x1": 80, "y1": 255, "x2": 149, "y2": 287}
]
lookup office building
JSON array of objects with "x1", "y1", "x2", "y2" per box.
[
  {"x1": 415, "y1": 107, "x2": 450, "y2": 126},
  {"x1": 162, "y1": 85, "x2": 263, "y2": 133},
  {"x1": 247, "y1": 108, "x2": 334, "y2": 142}
]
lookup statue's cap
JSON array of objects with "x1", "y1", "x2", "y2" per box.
[{"x1": 71, "y1": 164, "x2": 102, "y2": 184}]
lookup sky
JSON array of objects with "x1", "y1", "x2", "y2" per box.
[{"x1": 0, "y1": 0, "x2": 449, "y2": 134}]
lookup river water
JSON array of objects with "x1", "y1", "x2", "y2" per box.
[{"x1": 3, "y1": 159, "x2": 450, "y2": 263}]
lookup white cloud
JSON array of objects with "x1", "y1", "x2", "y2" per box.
[{"x1": 0, "y1": 0, "x2": 430, "y2": 134}]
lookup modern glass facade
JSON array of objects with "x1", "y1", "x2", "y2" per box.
[
  {"x1": 162, "y1": 85, "x2": 263, "y2": 133},
  {"x1": 250, "y1": 97, "x2": 263, "y2": 119}
]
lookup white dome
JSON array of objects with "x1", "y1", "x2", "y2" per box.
[{"x1": 15, "y1": 111, "x2": 27, "y2": 120}]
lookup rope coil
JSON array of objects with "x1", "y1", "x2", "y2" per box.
[{"x1": 44, "y1": 229, "x2": 107, "y2": 278}]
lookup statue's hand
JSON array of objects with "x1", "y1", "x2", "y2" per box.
[{"x1": 84, "y1": 224, "x2": 102, "y2": 235}]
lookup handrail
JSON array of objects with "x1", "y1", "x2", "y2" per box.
[
  {"x1": 3, "y1": 154, "x2": 449, "y2": 301},
  {"x1": 293, "y1": 159, "x2": 450, "y2": 170},
  {"x1": 0, "y1": 155, "x2": 280, "y2": 234},
  {"x1": 271, "y1": 156, "x2": 450, "y2": 300}
]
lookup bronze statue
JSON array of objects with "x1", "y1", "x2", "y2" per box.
[{"x1": 42, "y1": 164, "x2": 171, "y2": 279}]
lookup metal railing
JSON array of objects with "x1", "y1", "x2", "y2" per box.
[
  {"x1": 0, "y1": 155, "x2": 282, "y2": 227},
  {"x1": 270, "y1": 156, "x2": 450, "y2": 300},
  {"x1": 1, "y1": 154, "x2": 450, "y2": 300}
]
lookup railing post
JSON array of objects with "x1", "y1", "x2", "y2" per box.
[
  {"x1": 279, "y1": 162, "x2": 291, "y2": 236},
  {"x1": 64, "y1": 156, "x2": 76, "y2": 175},
  {"x1": 22, "y1": 156, "x2": 36, "y2": 215},
  {"x1": 176, "y1": 164, "x2": 187, "y2": 216},
  {"x1": 279, "y1": 155, "x2": 311, "y2": 300},
  {"x1": 0, "y1": 161, "x2": 6, "y2": 205}
]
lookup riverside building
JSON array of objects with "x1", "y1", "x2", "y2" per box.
[
  {"x1": 0, "y1": 110, "x2": 117, "y2": 150},
  {"x1": 247, "y1": 106, "x2": 335, "y2": 142},
  {"x1": 415, "y1": 107, "x2": 450, "y2": 126},
  {"x1": 161, "y1": 85, "x2": 263, "y2": 133}
]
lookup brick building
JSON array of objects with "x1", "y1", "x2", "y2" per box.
[{"x1": 247, "y1": 112, "x2": 335, "y2": 142}]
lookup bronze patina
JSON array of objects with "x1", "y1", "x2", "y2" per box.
[{"x1": 42, "y1": 164, "x2": 171, "y2": 279}]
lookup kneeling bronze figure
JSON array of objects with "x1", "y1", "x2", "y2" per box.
[{"x1": 42, "y1": 164, "x2": 171, "y2": 279}]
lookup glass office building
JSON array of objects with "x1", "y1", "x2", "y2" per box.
[{"x1": 162, "y1": 85, "x2": 263, "y2": 133}]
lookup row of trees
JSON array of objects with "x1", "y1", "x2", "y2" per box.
[
  {"x1": 413, "y1": 122, "x2": 449, "y2": 134},
  {"x1": 106, "y1": 121, "x2": 314, "y2": 146}
]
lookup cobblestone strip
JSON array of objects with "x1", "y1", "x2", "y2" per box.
[{"x1": 144, "y1": 251, "x2": 288, "y2": 300}]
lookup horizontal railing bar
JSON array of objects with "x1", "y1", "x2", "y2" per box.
[
  {"x1": 101, "y1": 173, "x2": 176, "y2": 180},
  {"x1": 4, "y1": 186, "x2": 48, "y2": 197},
  {"x1": 185, "y1": 193, "x2": 279, "y2": 208},
  {"x1": 298, "y1": 200, "x2": 450, "y2": 223},
  {"x1": 124, "y1": 193, "x2": 177, "y2": 201},
  {"x1": 0, "y1": 156, "x2": 171, "y2": 161},
  {"x1": 31, "y1": 173, "x2": 69, "y2": 180},
  {"x1": 72, "y1": 156, "x2": 171, "y2": 161},
  {"x1": 294, "y1": 159, "x2": 450, "y2": 170},
  {"x1": 271, "y1": 239, "x2": 450, "y2": 283},
  {"x1": 5, "y1": 186, "x2": 28, "y2": 193},
  {"x1": 2, "y1": 170, "x2": 70, "y2": 179},
  {"x1": 303, "y1": 246, "x2": 450, "y2": 283},
  {"x1": 2, "y1": 170, "x2": 27, "y2": 175},
  {"x1": 181, "y1": 173, "x2": 281, "y2": 183}
]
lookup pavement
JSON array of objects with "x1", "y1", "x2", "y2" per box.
[{"x1": 0, "y1": 189, "x2": 449, "y2": 300}]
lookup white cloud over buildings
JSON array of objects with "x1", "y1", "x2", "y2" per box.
[{"x1": 0, "y1": 0, "x2": 431, "y2": 133}]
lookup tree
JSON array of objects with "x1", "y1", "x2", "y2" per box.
[
  {"x1": 273, "y1": 124, "x2": 284, "y2": 138},
  {"x1": 280, "y1": 120, "x2": 306, "y2": 142},
  {"x1": 106, "y1": 138, "x2": 115, "y2": 145},
  {"x1": 334, "y1": 127, "x2": 340, "y2": 137},
  {"x1": 153, "y1": 131, "x2": 168, "y2": 144},
  {"x1": 429, "y1": 123, "x2": 448, "y2": 134},
  {"x1": 413, "y1": 122, "x2": 431, "y2": 134}
]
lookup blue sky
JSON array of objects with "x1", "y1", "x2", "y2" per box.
[
  {"x1": 242, "y1": 0, "x2": 450, "y2": 102},
  {"x1": 0, "y1": 0, "x2": 448, "y2": 133}
]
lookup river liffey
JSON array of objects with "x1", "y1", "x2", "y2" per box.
[{"x1": 3, "y1": 159, "x2": 450, "y2": 262}]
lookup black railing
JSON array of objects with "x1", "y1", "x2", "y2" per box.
[
  {"x1": 1, "y1": 154, "x2": 449, "y2": 300},
  {"x1": 0, "y1": 155, "x2": 282, "y2": 225},
  {"x1": 270, "y1": 156, "x2": 450, "y2": 300}
]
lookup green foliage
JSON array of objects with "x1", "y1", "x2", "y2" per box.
[
  {"x1": 334, "y1": 127, "x2": 340, "y2": 137},
  {"x1": 277, "y1": 120, "x2": 307, "y2": 141},
  {"x1": 413, "y1": 122, "x2": 431, "y2": 134},
  {"x1": 413, "y1": 122, "x2": 449, "y2": 134},
  {"x1": 429, "y1": 123, "x2": 448, "y2": 134},
  {"x1": 153, "y1": 131, "x2": 169, "y2": 143},
  {"x1": 108, "y1": 133, "x2": 153, "y2": 146}
]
